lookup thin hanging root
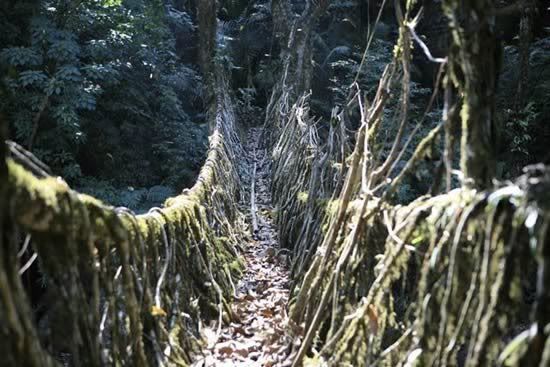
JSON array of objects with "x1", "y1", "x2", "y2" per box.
[
  {"x1": 195, "y1": 241, "x2": 225, "y2": 343},
  {"x1": 150, "y1": 212, "x2": 171, "y2": 312},
  {"x1": 433, "y1": 200, "x2": 481, "y2": 363}
]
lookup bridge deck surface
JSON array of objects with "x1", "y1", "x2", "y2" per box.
[{"x1": 193, "y1": 128, "x2": 292, "y2": 366}]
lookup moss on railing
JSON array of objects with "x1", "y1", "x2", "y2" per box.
[{"x1": 0, "y1": 75, "x2": 245, "y2": 367}]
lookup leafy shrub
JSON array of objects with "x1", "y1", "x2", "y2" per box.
[{"x1": 1, "y1": 0, "x2": 209, "y2": 198}]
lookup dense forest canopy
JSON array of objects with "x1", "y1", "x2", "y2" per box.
[
  {"x1": 2, "y1": 0, "x2": 550, "y2": 205},
  {"x1": 1, "y1": 0, "x2": 209, "y2": 210},
  {"x1": 1, "y1": 0, "x2": 550, "y2": 366}
]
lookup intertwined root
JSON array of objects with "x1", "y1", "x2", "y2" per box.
[
  {"x1": 266, "y1": 3, "x2": 550, "y2": 366},
  {"x1": 0, "y1": 74, "x2": 246, "y2": 367}
]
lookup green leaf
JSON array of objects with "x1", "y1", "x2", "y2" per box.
[
  {"x1": 18, "y1": 71, "x2": 48, "y2": 87},
  {"x1": 0, "y1": 47, "x2": 43, "y2": 67},
  {"x1": 102, "y1": 0, "x2": 123, "y2": 7}
]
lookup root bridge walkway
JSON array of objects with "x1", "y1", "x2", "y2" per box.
[
  {"x1": 193, "y1": 128, "x2": 292, "y2": 366},
  {"x1": 2, "y1": 64, "x2": 550, "y2": 367}
]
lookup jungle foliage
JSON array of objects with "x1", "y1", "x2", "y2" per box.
[
  {"x1": 0, "y1": 0, "x2": 208, "y2": 210},
  {"x1": 4, "y1": 0, "x2": 547, "y2": 206}
]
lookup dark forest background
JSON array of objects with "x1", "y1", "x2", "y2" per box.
[{"x1": 1, "y1": 0, "x2": 549, "y2": 210}]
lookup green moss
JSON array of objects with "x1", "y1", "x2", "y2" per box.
[
  {"x1": 324, "y1": 199, "x2": 341, "y2": 216},
  {"x1": 297, "y1": 191, "x2": 309, "y2": 203},
  {"x1": 228, "y1": 260, "x2": 244, "y2": 276}
]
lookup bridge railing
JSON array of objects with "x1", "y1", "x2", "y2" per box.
[
  {"x1": 0, "y1": 73, "x2": 245, "y2": 367},
  {"x1": 266, "y1": 7, "x2": 550, "y2": 367}
]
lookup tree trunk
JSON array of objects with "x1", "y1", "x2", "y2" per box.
[
  {"x1": 272, "y1": 0, "x2": 292, "y2": 51},
  {"x1": 516, "y1": 1, "x2": 534, "y2": 111},
  {"x1": 443, "y1": 0, "x2": 499, "y2": 189},
  {"x1": 197, "y1": 0, "x2": 217, "y2": 132},
  {"x1": 27, "y1": 94, "x2": 49, "y2": 152}
]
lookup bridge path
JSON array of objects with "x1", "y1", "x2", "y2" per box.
[{"x1": 193, "y1": 128, "x2": 293, "y2": 366}]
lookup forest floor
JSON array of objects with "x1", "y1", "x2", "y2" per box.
[{"x1": 192, "y1": 128, "x2": 293, "y2": 366}]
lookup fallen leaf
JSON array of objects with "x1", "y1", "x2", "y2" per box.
[{"x1": 366, "y1": 304, "x2": 378, "y2": 334}]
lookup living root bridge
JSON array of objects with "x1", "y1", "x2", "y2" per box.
[
  {"x1": 265, "y1": 3, "x2": 550, "y2": 364},
  {"x1": 293, "y1": 175, "x2": 550, "y2": 366},
  {"x1": 269, "y1": 88, "x2": 550, "y2": 367},
  {"x1": 0, "y1": 74, "x2": 246, "y2": 366},
  {"x1": 267, "y1": 68, "x2": 550, "y2": 367}
]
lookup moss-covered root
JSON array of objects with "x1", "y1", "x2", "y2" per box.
[
  {"x1": 0, "y1": 74, "x2": 245, "y2": 366},
  {"x1": 294, "y1": 177, "x2": 550, "y2": 367}
]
